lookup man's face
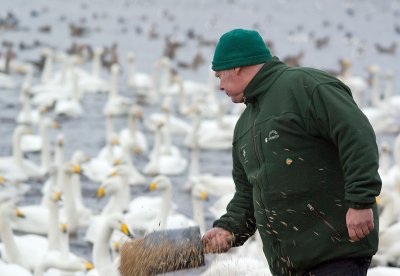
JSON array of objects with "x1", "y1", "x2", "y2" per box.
[{"x1": 215, "y1": 68, "x2": 245, "y2": 103}]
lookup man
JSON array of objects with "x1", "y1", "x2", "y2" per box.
[{"x1": 202, "y1": 29, "x2": 381, "y2": 276}]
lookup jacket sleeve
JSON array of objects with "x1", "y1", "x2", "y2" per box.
[
  {"x1": 213, "y1": 145, "x2": 256, "y2": 246},
  {"x1": 307, "y1": 81, "x2": 381, "y2": 209}
]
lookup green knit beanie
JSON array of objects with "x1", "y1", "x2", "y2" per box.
[{"x1": 212, "y1": 29, "x2": 272, "y2": 71}]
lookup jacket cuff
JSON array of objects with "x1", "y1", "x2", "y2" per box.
[{"x1": 347, "y1": 201, "x2": 375, "y2": 209}]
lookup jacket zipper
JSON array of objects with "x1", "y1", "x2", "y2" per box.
[
  {"x1": 307, "y1": 203, "x2": 341, "y2": 239},
  {"x1": 252, "y1": 106, "x2": 289, "y2": 268}
]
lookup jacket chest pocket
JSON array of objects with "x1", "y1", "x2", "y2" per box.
[{"x1": 265, "y1": 151, "x2": 312, "y2": 194}]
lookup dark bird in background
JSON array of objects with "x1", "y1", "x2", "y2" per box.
[
  {"x1": 375, "y1": 42, "x2": 397, "y2": 55},
  {"x1": 283, "y1": 51, "x2": 304, "y2": 67},
  {"x1": 69, "y1": 23, "x2": 89, "y2": 37},
  {"x1": 162, "y1": 36, "x2": 185, "y2": 60},
  {"x1": 314, "y1": 35, "x2": 330, "y2": 49}
]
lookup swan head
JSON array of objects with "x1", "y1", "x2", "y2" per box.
[
  {"x1": 65, "y1": 162, "x2": 81, "y2": 175},
  {"x1": 106, "y1": 213, "x2": 134, "y2": 238},
  {"x1": 129, "y1": 104, "x2": 143, "y2": 121},
  {"x1": 56, "y1": 134, "x2": 65, "y2": 147},
  {"x1": 192, "y1": 185, "x2": 208, "y2": 201},
  {"x1": 97, "y1": 177, "x2": 122, "y2": 198},
  {"x1": 0, "y1": 199, "x2": 25, "y2": 225},
  {"x1": 149, "y1": 175, "x2": 171, "y2": 191}
]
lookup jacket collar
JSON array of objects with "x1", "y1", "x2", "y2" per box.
[{"x1": 243, "y1": 57, "x2": 289, "y2": 105}]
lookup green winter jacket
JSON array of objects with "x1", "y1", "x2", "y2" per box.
[{"x1": 213, "y1": 57, "x2": 381, "y2": 276}]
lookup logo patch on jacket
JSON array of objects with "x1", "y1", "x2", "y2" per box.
[
  {"x1": 240, "y1": 144, "x2": 249, "y2": 164},
  {"x1": 265, "y1": 130, "x2": 279, "y2": 143}
]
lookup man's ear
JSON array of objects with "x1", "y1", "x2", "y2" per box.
[{"x1": 233, "y1": 67, "x2": 242, "y2": 75}]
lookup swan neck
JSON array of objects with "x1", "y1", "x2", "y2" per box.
[
  {"x1": 12, "y1": 128, "x2": 24, "y2": 165},
  {"x1": 0, "y1": 218, "x2": 27, "y2": 268}
]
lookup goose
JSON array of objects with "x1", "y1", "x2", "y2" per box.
[
  {"x1": 16, "y1": 84, "x2": 41, "y2": 126},
  {"x1": 0, "y1": 125, "x2": 46, "y2": 181},
  {"x1": 90, "y1": 213, "x2": 133, "y2": 276},
  {"x1": 143, "y1": 119, "x2": 188, "y2": 176},
  {"x1": 103, "y1": 63, "x2": 132, "y2": 116},
  {"x1": 126, "y1": 52, "x2": 152, "y2": 96},
  {"x1": 119, "y1": 104, "x2": 148, "y2": 155},
  {"x1": 0, "y1": 199, "x2": 48, "y2": 271},
  {"x1": 79, "y1": 47, "x2": 110, "y2": 94},
  {"x1": 54, "y1": 66, "x2": 83, "y2": 118}
]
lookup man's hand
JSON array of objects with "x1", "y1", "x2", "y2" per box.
[
  {"x1": 202, "y1": 227, "x2": 234, "y2": 253},
  {"x1": 346, "y1": 208, "x2": 374, "y2": 241}
]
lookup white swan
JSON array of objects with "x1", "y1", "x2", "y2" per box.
[
  {"x1": 119, "y1": 104, "x2": 148, "y2": 155},
  {"x1": 361, "y1": 65, "x2": 397, "y2": 133},
  {"x1": 79, "y1": 47, "x2": 110, "y2": 94},
  {"x1": 0, "y1": 125, "x2": 46, "y2": 181},
  {"x1": 184, "y1": 129, "x2": 235, "y2": 192},
  {"x1": 336, "y1": 59, "x2": 368, "y2": 108},
  {"x1": 21, "y1": 116, "x2": 59, "y2": 153},
  {"x1": 54, "y1": 66, "x2": 83, "y2": 118},
  {"x1": 16, "y1": 84, "x2": 40, "y2": 126},
  {"x1": 85, "y1": 174, "x2": 128, "y2": 244},
  {"x1": 33, "y1": 255, "x2": 93, "y2": 276},
  {"x1": 145, "y1": 96, "x2": 192, "y2": 135},
  {"x1": 82, "y1": 114, "x2": 122, "y2": 183},
  {"x1": 69, "y1": 150, "x2": 92, "y2": 219},
  {"x1": 91, "y1": 213, "x2": 133, "y2": 276},
  {"x1": 59, "y1": 163, "x2": 89, "y2": 234},
  {"x1": 0, "y1": 199, "x2": 48, "y2": 271},
  {"x1": 126, "y1": 52, "x2": 152, "y2": 96},
  {"x1": 31, "y1": 53, "x2": 73, "y2": 108},
  {"x1": 143, "y1": 119, "x2": 188, "y2": 176},
  {"x1": 184, "y1": 102, "x2": 235, "y2": 150},
  {"x1": 129, "y1": 175, "x2": 195, "y2": 233},
  {"x1": 201, "y1": 255, "x2": 272, "y2": 276},
  {"x1": 11, "y1": 167, "x2": 61, "y2": 236},
  {"x1": 41, "y1": 134, "x2": 64, "y2": 207},
  {"x1": 367, "y1": 266, "x2": 400, "y2": 276},
  {"x1": 103, "y1": 63, "x2": 132, "y2": 116},
  {"x1": 124, "y1": 175, "x2": 178, "y2": 233}
]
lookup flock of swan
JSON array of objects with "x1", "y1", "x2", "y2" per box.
[{"x1": 1, "y1": 45, "x2": 400, "y2": 276}]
